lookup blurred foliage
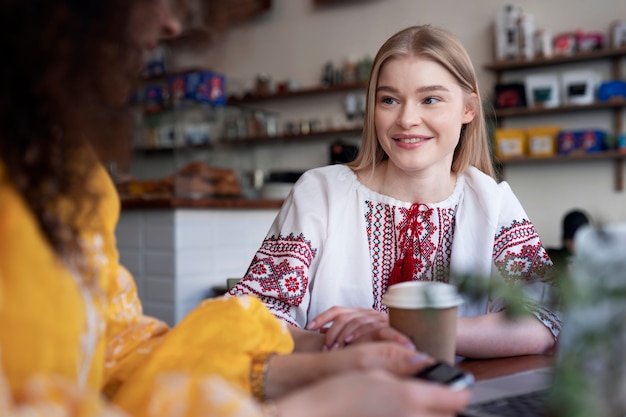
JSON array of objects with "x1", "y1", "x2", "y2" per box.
[{"x1": 451, "y1": 225, "x2": 626, "y2": 417}]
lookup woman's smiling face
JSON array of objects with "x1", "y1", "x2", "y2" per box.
[{"x1": 374, "y1": 55, "x2": 476, "y2": 177}]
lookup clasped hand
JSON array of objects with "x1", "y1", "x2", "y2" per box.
[{"x1": 306, "y1": 306, "x2": 412, "y2": 351}]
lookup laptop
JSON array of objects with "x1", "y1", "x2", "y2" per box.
[
  {"x1": 459, "y1": 223, "x2": 626, "y2": 417},
  {"x1": 459, "y1": 367, "x2": 552, "y2": 417}
]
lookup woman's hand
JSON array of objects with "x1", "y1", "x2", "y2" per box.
[
  {"x1": 274, "y1": 370, "x2": 471, "y2": 417},
  {"x1": 306, "y1": 306, "x2": 412, "y2": 350},
  {"x1": 325, "y1": 341, "x2": 432, "y2": 377},
  {"x1": 264, "y1": 341, "x2": 431, "y2": 399}
]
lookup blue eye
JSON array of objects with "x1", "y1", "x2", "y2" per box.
[
  {"x1": 424, "y1": 97, "x2": 440, "y2": 105},
  {"x1": 381, "y1": 96, "x2": 397, "y2": 105}
]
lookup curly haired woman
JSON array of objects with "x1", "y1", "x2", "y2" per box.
[{"x1": 0, "y1": 1, "x2": 470, "y2": 416}]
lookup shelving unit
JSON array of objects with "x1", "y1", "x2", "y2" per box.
[
  {"x1": 133, "y1": 80, "x2": 367, "y2": 152},
  {"x1": 227, "y1": 81, "x2": 367, "y2": 104},
  {"x1": 134, "y1": 126, "x2": 363, "y2": 152},
  {"x1": 486, "y1": 47, "x2": 626, "y2": 191}
]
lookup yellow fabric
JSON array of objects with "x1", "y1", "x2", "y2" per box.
[{"x1": 0, "y1": 161, "x2": 294, "y2": 416}]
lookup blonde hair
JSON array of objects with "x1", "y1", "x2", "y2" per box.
[{"x1": 348, "y1": 25, "x2": 494, "y2": 178}]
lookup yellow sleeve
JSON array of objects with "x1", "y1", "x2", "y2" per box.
[
  {"x1": 0, "y1": 268, "x2": 128, "y2": 417},
  {"x1": 0, "y1": 370, "x2": 130, "y2": 417},
  {"x1": 101, "y1": 264, "x2": 170, "y2": 399},
  {"x1": 112, "y1": 295, "x2": 294, "y2": 417}
]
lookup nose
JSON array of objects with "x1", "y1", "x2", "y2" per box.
[
  {"x1": 396, "y1": 102, "x2": 421, "y2": 129},
  {"x1": 160, "y1": 3, "x2": 182, "y2": 39}
]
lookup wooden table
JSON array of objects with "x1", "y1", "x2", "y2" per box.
[{"x1": 458, "y1": 354, "x2": 553, "y2": 381}]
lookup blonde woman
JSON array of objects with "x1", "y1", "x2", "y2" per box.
[{"x1": 230, "y1": 25, "x2": 561, "y2": 359}]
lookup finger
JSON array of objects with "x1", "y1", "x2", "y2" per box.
[
  {"x1": 407, "y1": 382, "x2": 471, "y2": 413},
  {"x1": 323, "y1": 311, "x2": 371, "y2": 348},
  {"x1": 341, "y1": 321, "x2": 387, "y2": 346},
  {"x1": 372, "y1": 326, "x2": 416, "y2": 349},
  {"x1": 331, "y1": 315, "x2": 390, "y2": 348},
  {"x1": 307, "y1": 306, "x2": 355, "y2": 330}
]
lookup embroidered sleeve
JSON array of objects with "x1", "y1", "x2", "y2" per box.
[
  {"x1": 493, "y1": 219, "x2": 562, "y2": 339},
  {"x1": 227, "y1": 170, "x2": 328, "y2": 328},
  {"x1": 229, "y1": 233, "x2": 317, "y2": 327}
]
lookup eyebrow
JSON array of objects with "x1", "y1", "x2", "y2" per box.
[{"x1": 376, "y1": 84, "x2": 451, "y2": 94}]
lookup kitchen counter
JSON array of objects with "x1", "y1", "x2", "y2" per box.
[
  {"x1": 121, "y1": 196, "x2": 284, "y2": 210},
  {"x1": 116, "y1": 196, "x2": 281, "y2": 325}
]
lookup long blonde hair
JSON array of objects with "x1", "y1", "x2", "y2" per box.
[{"x1": 348, "y1": 25, "x2": 494, "y2": 178}]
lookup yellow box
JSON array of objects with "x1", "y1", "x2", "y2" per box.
[
  {"x1": 526, "y1": 126, "x2": 560, "y2": 157},
  {"x1": 495, "y1": 128, "x2": 527, "y2": 159}
]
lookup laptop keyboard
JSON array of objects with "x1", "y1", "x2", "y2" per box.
[{"x1": 462, "y1": 389, "x2": 547, "y2": 417}]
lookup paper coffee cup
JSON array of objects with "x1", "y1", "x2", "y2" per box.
[{"x1": 383, "y1": 281, "x2": 463, "y2": 364}]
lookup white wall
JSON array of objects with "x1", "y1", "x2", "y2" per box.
[{"x1": 156, "y1": 0, "x2": 626, "y2": 247}]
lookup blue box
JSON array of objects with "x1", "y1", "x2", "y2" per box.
[
  {"x1": 184, "y1": 71, "x2": 226, "y2": 105},
  {"x1": 579, "y1": 129, "x2": 606, "y2": 153},
  {"x1": 557, "y1": 129, "x2": 607, "y2": 155}
]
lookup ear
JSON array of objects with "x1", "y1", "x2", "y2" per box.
[{"x1": 462, "y1": 92, "x2": 478, "y2": 124}]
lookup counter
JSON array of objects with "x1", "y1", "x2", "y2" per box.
[
  {"x1": 121, "y1": 196, "x2": 284, "y2": 209},
  {"x1": 116, "y1": 196, "x2": 282, "y2": 325}
]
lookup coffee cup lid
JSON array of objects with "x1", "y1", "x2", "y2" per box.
[{"x1": 383, "y1": 281, "x2": 464, "y2": 309}]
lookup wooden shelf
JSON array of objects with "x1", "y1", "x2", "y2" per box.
[
  {"x1": 485, "y1": 47, "x2": 626, "y2": 72},
  {"x1": 486, "y1": 47, "x2": 626, "y2": 192},
  {"x1": 488, "y1": 100, "x2": 626, "y2": 118},
  {"x1": 496, "y1": 150, "x2": 626, "y2": 191},
  {"x1": 496, "y1": 150, "x2": 624, "y2": 165},
  {"x1": 228, "y1": 81, "x2": 367, "y2": 104},
  {"x1": 133, "y1": 126, "x2": 363, "y2": 153},
  {"x1": 221, "y1": 126, "x2": 362, "y2": 145}
]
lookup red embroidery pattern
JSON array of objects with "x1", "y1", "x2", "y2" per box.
[
  {"x1": 365, "y1": 201, "x2": 456, "y2": 312},
  {"x1": 229, "y1": 233, "x2": 316, "y2": 325},
  {"x1": 493, "y1": 219, "x2": 555, "y2": 282}
]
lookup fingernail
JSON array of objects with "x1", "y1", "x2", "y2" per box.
[
  {"x1": 331, "y1": 343, "x2": 340, "y2": 351},
  {"x1": 322, "y1": 345, "x2": 329, "y2": 352},
  {"x1": 410, "y1": 353, "x2": 429, "y2": 364},
  {"x1": 306, "y1": 321, "x2": 316, "y2": 329},
  {"x1": 344, "y1": 334, "x2": 354, "y2": 343},
  {"x1": 405, "y1": 341, "x2": 417, "y2": 351}
]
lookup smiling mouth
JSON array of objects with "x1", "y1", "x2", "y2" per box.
[{"x1": 394, "y1": 137, "x2": 430, "y2": 144}]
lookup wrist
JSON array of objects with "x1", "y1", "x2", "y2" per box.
[{"x1": 250, "y1": 352, "x2": 276, "y2": 402}]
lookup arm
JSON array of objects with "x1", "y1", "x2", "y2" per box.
[
  {"x1": 273, "y1": 370, "x2": 471, "y2": 417},
  {"x1": 456, "y1": 312, "x2": 555, "y2": 358},
  {"x1": 264, "y1": 342, "x2": 431, "y2": 399},
  {"x1": 289, "y1": 325, "x2": 326, "y2": 352}
]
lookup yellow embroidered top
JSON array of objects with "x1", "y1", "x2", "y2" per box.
[{"x1": 0, "y1": 161, "x2": 294, "y2": 416}]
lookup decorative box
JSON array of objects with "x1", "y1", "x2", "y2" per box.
[
  {"x1": 598, "y1": 80, "x2": 626, "y2": 102},
  {"x1": 561, "y1": 70, "x2": 601, "y2": 105},
  {"x1": 495, "y1": 83, "x2": 527, "y2": 108},
  {"x1": 557, "y1": 129, "x2": 608, "y2": 155},
  {"x1": 579, "y1": 129, "x2": 607, "y2": 153},
  {"x1": 557, "y1": 130, "x2": 579, "y2": 155},
  {"x1": 526, "y1": 126, "x2": 560, "y2": 157},
  {"x1": 525, "y1": 74, "x2": 560, "y2": 108},
  {"x1": 494, "y1": 128, "x2": 527, "y2": 158},
  {"x1": 184, "y1": 71, "x2": 227, "y2": 105}
]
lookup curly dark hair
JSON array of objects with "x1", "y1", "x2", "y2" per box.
[{"x1": 0, "y1": 0, "x2": 138, "y2": 261}]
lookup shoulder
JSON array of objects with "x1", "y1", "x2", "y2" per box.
[
  {"x1": 299, "y1": 164, "x2": 354, "y2": 182},
  {"x1": 295, "y1": 164, "x2": 356, "y2": 192},
  {"x1": 459, "y1": 166, "x2": 528, "y2": 224},
  {"x1": 463, "y1": 166, "x2": 516, "y2": 198}
]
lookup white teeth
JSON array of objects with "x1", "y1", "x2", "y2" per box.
[{"x1": 397, "y1": 137, "x2": 424, "y2": 144}]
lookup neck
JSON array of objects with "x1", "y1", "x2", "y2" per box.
[{"x1": 359, "y1": 161, "x2": 457, "y2": 203}]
